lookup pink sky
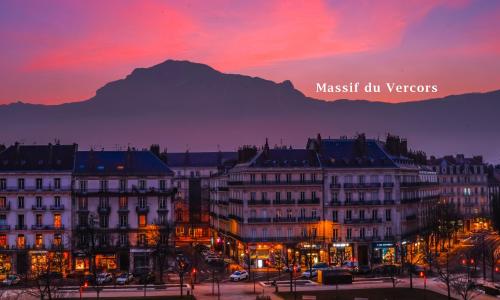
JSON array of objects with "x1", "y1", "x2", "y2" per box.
[{"x1": 0, "y1": 0, "x2": 499, "y2": 104}]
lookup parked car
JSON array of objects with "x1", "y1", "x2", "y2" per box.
[
  {"x1": 206, "y1": 256, "x2": 222, "y2": 263},
  {"x1": 409, "y1": 264, "x2": 426, "y2": 275},
  {"x1": 302, "y1": 269, "x2": 318, "y2": 278},
  {"x1": 96, "y1": 272, "x2": 113, "y2": 284},
  {"x1": 115, "y1": 272, "x2": 133, "y2": 285},
  {"x1": 2, "y1": 274, "x2": 21, "y2": 286},
  {"x1": 138, "y1": 272, "x2": 155, "y2": 284},
  {"x1": 372, "y1": 264, "x2": 400, "y2": 276},
  {"x1": 229, "y1": 270, "x2": 249, "y2": 281},
  {"x1": 354, "y1": 265, "x2": 371, "y2": 274}
]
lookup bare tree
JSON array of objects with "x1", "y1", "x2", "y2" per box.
[
  {"x1": 148, "y1": 220, "x2": 174, "y2": 284},
  {"x1": 435, "y1": 251, "x2": 453, "y2": 300},
  {"x1": 483, "y1": 241, "x2": 500, "y2": 283},
  {"x1": 25, "y1": 239, "x2": 69, "y2": 300}
]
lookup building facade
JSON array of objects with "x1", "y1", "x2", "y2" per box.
[
  {"x1": 0, "y1": 144, "x2": 76, "y2": 277},
  {"x1": 429, "y1": 155, "x2": 489, "y2": 231},
  {"x1": 210, "y1": 135, "x2": 440, "y2": 268},
  {"x1": 72, "y1": 150, "x2": 175, "y2": 273}
]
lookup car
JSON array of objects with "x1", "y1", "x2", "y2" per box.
[
  {"x1": 354, "y1": 265, "x2": 371, "y2": 274},
  {"x1": 302, "y1": 269, "x2": 318, "y2": 278},
  {"x1": 229, "y1": 270, "x2": 249, "y2": 281},
  {"x1": 2, "y1": 274, "x2": 21, "y2": 286},
  {"x1": 283, "y1": 264, "x2": 301, "y2": 273},
  {"x1": 96, "y1": 272, "x2": 113, "y2": 285},
  {"x1": 138, "y1": 272, "x2": 155, "y2": 284},
  {"x1": 409, "y1": 264, "x2": 426, "y2": 275},
  {"x1": 115, "y1": 272, "x2": 133, "y2": 285},
  {"x1": 342, "y1": 261, "x2": 359, "y2": 269},
  {"x1": 206, "y1": 256, "x2": 221, "y2": 263}
]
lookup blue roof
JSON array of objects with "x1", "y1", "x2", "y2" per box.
[
  {"x1": 313, "y1": 139, "x2": 400, "y2": 168},
  {"x1": 0, "y1": 144, "x2": 76, "y2": 171},
  {"x1": 250, "y1": 149, "x2": 320, "y2": 168},
  {"x1": 166, "y1": 152, "x2": 237, "y2": 168},
  {"x1": 74, "y1": 150, "x2": 173, "y2": 176}
]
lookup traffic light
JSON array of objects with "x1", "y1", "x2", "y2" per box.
[
  {"x1": 462, "y1": 259, "x2": 467, "y2": 265},
  {"x1": 83, "y1": 281, "x2": 88, "y2": 288},
  {"x1": 495, "y1": 266, "x2": 499, "y2": 272},
  {"x1": 192, "y1": 268, "x2": 197, "y2": 275},
  {"x1": 419, "y1": 271, "x2": 424, "y2": 277},
  {"x1": 470, "y1": 259, "x2": 475, "y2": 264}
]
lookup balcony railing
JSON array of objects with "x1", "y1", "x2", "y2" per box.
[
  {"x1": 15, "y1": 225, "x2": 27, "y2": 230},
  {"x1": 118, "y1": 207, "x2": 130, "y2": 213},
  {"x1": 400, "y1": 182, "x2": 437, "y2": 188},
  {"x1": 298, "y1": 198, "x2": 320, "y2": 205},
  {"x1": 248, "y1": 200, "x2": 271, "y2": 206},
  {"x1": 405, "y1": 214, "x2": 417, "y2": 221},
  {"x1": 247, "y1": 217, "x2": 272, "y2": 223},
  {"x1": 383, "y1": 182, "x2": 394, "y2": 188},
  {"x1": 273, "y1": 217, "x2": 297, "y2": 223},
  {"x1": 383, "y1": 200, "x2": 395, "y2": 205},
  {"x1": 330, "y1": 201, "x2": 342, "y2": 206},
  {"x1": 401, "y1": 197, "x2": 420, "y2": 204},
  {"x1": 98, "y1": 206, "x2": 111, "y2": 214},
  {"x1": 49, "y1": 205, "x2": 65, "y2": 211},
  {"x1": 229, "y1": 198, "x2": 243, "y2": 204},
  {"x1": 344, "y1": 218, "x2": 382, "y2": 224},
  {"x1": 32, "y1": 205, "x2": 47, "y2": 211},
  {"x1": 297, "y1": 216, "x2": 321, "y2": 222},
  {"x1": 0, "y1": 203, "x2": 11, "y2": 211},
  {"x1": 274, "y1": 200, "x2": 296, "y2": 205},
  {"x1": 343, "y1": 183, "x2": 381, "y2": 189},
  {"x1": 31, "y1": 225, "x2": 65, "y2": 230},
  {"x1": 135, "y1": 206, "x2": 150, "y2": 213},
  {"x1": 344, "y1": 200, "x2": 382, "y2": 206},
  {"x1": 228, "y1": 214, "x2": 243, "y2": 222},
  {"x1": 228, "y1": 180, "x2": 323, "y2": 186},
  {"x1": 0, "y1": 224, "x2": 10, "y2": 230}
]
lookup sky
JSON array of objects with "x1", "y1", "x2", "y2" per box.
[{"x1": 0, "y1": 0, "x2": 499, "y2": 105}]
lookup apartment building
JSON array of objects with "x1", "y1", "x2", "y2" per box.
[
  {"x1": 0, "y1": 143, "x2": 76, "y2": 276},
  {"x1": 210, "y1": 135, "x2": 440, "y2": 267},
  {"x1": 165, "y1": 151, "x2": 237, "y2": 245},
  {"x1": 429, "y1": 154, "x2": 489, "y2": 231},
  {"x1": 72, "y1": 150, "x2": 175, "y2": 273}
]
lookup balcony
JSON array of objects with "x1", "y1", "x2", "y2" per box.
[
  {"x1": 273, "y1": 217, "x2": 297, "y2": 223},
  {"x1": 98, "y1": 206, "x2": 111, "y2": 214},
  {"x1": 116, "y1": 224, "x2": 130, "y2": 230},
  {"x1": 117, "y1": 207, "x2": 130, "y2": 213},
  {"x1": 401, "y1": 197, "x2": 420, "y2": 204},
  {"x1": 383, "y1": 182, "x2": 394, "y2": 188},
  {"x1": 32, "y1": 205, "x2": 47, "y2": 211},
  {"x1": 405, "y1": 214, "x2": 417, "y2": 221},
  {"x1": 0, "y1": 224, "x2": 10, "y2": 231},
  {"x1": 135, "y1": 206, "x2": 150, "y2": 214},
  {"x1": 383, "y1": 200, "x2": 395, "y2": 205},
  {"x1": 15, "y1": 225, "x2": 27, "y2": 230},
  {"x1": 31, "y1": 225, "x2": 65, "y2": 230},
  {"x1": 157, "y1": 207, "x2": 169, "y2": 213},
  {"x1": 344, "y1": 218, "x2": 382, "y2": 224},
  {"x1": 228, "y1": 214, "x2": 243, "y2": 222},
  {"x1": 330, "y1": 201, "x2": 342, "y2": 206},
  {"x1": 228, "y1": 180, "x2": 323, "y2": 186},
  {"x1": 49, "y1": 205, "x2": 65, "y2": 211},
  {"x1": 343, "y1": 183, "x2": 381, "y2": 189},
  {"x1": 297, "y1": 216, "x2": 321, "y2": 222},
  {"x1": 229, "y1": 198, "x2": 243, "y2": 205},
  {"x1": 298, "y1": 198, "x2": 320, "y2": 205},
  {"x1": 330, "y1": 183, "x2": 341, "y2": 189},
  {"x1": 247, "y1": 217, "x2": 272, "y2": 223},
  {"x1": 77, "y1": 207, "x2": 89, "y2": 213},
  {"x1": 274, "y1": 200, "x2": 296, "y2": 205},
  {"x1": 248, "y1": 200, "x2": 271, "y2": 206},
  {"x1": 344, "y1": 200, "x2": 382, "y2": 206},
  {"x1": 0, "y1": 202, "x2": 11, "y2": 211},
  {"x1": 400, "y1": 181, "x2": 437, "y2": 188}
]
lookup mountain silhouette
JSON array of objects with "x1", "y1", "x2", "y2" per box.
[{"x1": 1, "y1": 59, "x2": 499, "y2": 163}]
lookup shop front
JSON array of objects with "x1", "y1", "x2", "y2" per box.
[
  {"x1": 372, "y1": 242, "x2": 397, "y2": 264},
  {"x1": 74, "y1": 251, "x2": 118, "y2": 272},
  {"x1": 30, "y1": 250, "x2": 70, "y2": 276},
  {"x1": 130, "y1": 248, "x2": 153, "y2": 274},
  {"x1": 329, "y1": 243, "x2": 353, "y2": 266},
  {"x1": 0, "y1": 253, "x2": 12, "y2": 280},
  {"x1": 298, "y1": 243, "x2": 325, "y2": 266}
]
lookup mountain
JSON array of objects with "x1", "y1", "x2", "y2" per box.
[{"x1": 1, "y1": 60, "x2": 499, "y2": 162}]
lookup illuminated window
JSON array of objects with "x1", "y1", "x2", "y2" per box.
[
  {"x1": 17, "y1": 234, "x2": 25, "y2": 248},
  {"x1": 54, "y1": 233, "x2": 62, "y2": 246},
  {"x1": 0, "y1": 234, "x2": 6, "y2": 247},
  {"x1": 35, "y1": 234, "x2": 43, "y2": 248},
  {"x1": 138, "y1": 215, "x2": 147, "y2": 227},
  {"x1": 119, "y1": 196, "x2": 128, "y2": 208},
  {"x1": 54, "y1": 214, "x2": 62, "y2": 228}
]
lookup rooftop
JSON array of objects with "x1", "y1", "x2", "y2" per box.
[{"x1": 0, "y1": 143, "x2": 76, "y2": 171}]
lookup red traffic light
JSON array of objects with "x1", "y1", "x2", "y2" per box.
[
  {"x1": 192, "y1": 268, "x2": 197, "y2": 274},
  {"x1": 419, "y1": 271, "x2": 424, "y2": 277},
  {"x1": 462, "y1": 259, "x2": 467, "y2": 265},
  {"x1": 83, "y1": 281, "x2": 88, "y2": 287},
  {"x1": 470, "y1": 259, "x2": 475, "y2": 264},
  {"x1": 495, "y1": 266, "x2": 499, "y2": 272}
]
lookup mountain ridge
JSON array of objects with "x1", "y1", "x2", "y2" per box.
[{"x1": 1, "y1": 59, "x2": 499, "y2": 163}]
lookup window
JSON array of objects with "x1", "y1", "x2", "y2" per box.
[
  {"x1": 346, "y1": 210, "x2": 352, "y2": 220},
  {"x1": 54, "y1": 196, "x2": 61, "y2": 207},
  {"x1": 35, "y1": 234, "x2": 43, "y2": 248},
  {"x1": 286, "y1": 174, "x2": 292, "y2": 183},
  {"x1": 36, "y1": 214, "x2": 43, "y2": 226},
  {"x1": 359, "y1": 192, "x2": 365, "y2": 202},
  {"x1": 311, "y1": 227, "x2": 317, "y2": 237},
  {"x1": 286, "y1": 209, "x2": 293, "y2": 218},
  {"x1": 250, "y1": 174, "x2": 256, "y2": 183},
  {"x1": 358, "y1": 175, "x2": 365, "y2": 184},
  {"x1": 300, "y1": 173, "x2": 305, "y2": 183},
  {"x1": 262, "y1": 228, "x2": 267, "y2": 238},
  {"x1": 287, "y1": 228, "x2": 293, "y2": 238},
  {"x1": 54, "y1": 178, "x2": 61, "y2": 189},
  {"x1": 346, "y1": 228, "x2": 352, "y2": 239},
  {"x1": 17, "y1": 215, "x2": 24, "y2": 227},
  {"x1": 119, "y1": 197, "x2": 128, "y2": 209},
  {"x1": 99, "y1": 180, "x2": 108, "y2": 192},
  {"x1": 261, "y1": 192, "x2": 267, "y2": 201},
  {"x1": 385, "y1": 209, "x2": 392, "y2": 221},
  {"x1": 0, "y1": 179, "x2": 6, "y2": 190},
  {"x1": 138, "y1": 233, "x2": 147, "y2": 245},
  {"x1": 139, "y1": 179, "x2": 146, "y2": 190},
  {"x1": 332, "y1": 192, "x2": 338, "y2": 202},
  {"x1": 312, "y1": 209, "x2": 317, "y2": 218},
  {"x1": 17, "y1": 234, "x2": 25, "y2": 248},
  {"x1": 286, "y1": 192, "x2": 292, "y2": 201},
  {"x1": 78, "y1": 197, "x2": 88, "y2": 209},
  {"x1": 119, "y1": 179, "x2": 127, "y2": 191},
  {"x1": 384, "y1": 175, "x2": 392, "y2": 183},
  {"x1": 372, "y1": 228, "x2": 379, "y2": 238},
  {"x1": 36, "y1": 196, "x2": 43, "y2": 207},
  {"x1": 79, "y1": 214, "x2": 88, "y2": 227},
  {"x1": 138, "y1": 215, "x2": 147, "y2": 227},
  {"x1": 0, "y1": 234, "x2": 6, "y2": 247},
  {"x1": 300, "y1": 192, "x2": 305, "y2": 201},
  {"x1": 360, "y1": 227, "x2": 365, "y2": 238},
  {"x1": 119, "y1": 214, "x2": 128, "y2": 227},
  {"x1": 0, "y1": 214, "x2": 6, "y2": 225},
  {"x1": 275, "y1": 174, "x2": 281, "y2": 183},
  {"x1": 79, "y1": 180, "x2": 87, "y2": 192},
  {"x1": 119, "y1": 233, "x2": 128, "y2": 246},
  {"x1": 138, "y1": 196, "x2": 147, "y2": 208},
  {"x1": 372, "y1": 209, "x2": 378, "y2": 220},
  {"x1": 332, "y1": 210, "x2": 338, "y2": 222},
  {"x1": 159, "y1": 196, "x2": 167, "y2": 209},
  {"x1": 99, "y1": 196, "x2": 109, "y2": 208},
  {"x1": 261, "y1": 174, "x2": 267, "y2": 184},
  {"x1": 384, "y1": 192, "x2": 392, "y2": 201},
  {"x1": 346, "y1": 192, "x2": 352, "y2": 203},
  {"x1": 17, "y1": 196, "x2": 24, "y2": 209},
  {"x1": 299, "y1": 208, "x2": 306, "y2": 218},
  {"x1": 359, "y1": 210, "x2": 365, "y2": 220},
  {"x1": 312, "y1": 191, "x2": 317, "y2": 200},
  {"x1": 36, "y1": 178, "x2": 43, "y2": 190},
  {"x1": 0, "y1": 197, "x2": 6, "y2": 209},
  {"x1": 159, "y1": 180, "x2": 166, "y2": 191},
  {"x1": 332, "y1": 175, "x2": 338, "y2": 185},
  {"x1": 250, "y1": 192, "x2": 256, "y2": 201},
  {"x1": 54, "y1": 233, "x2": 62, "y2": 246},
  {"x1": 99, "y1": 214, "x2": 109, "y2": 228},
  {"x1": 18, "y1": 178, "x2": 25, "y2": 190},
  {"x1": 275, "y1": 192, "x2": 281, "y2": 202},
  {"x1": 333, "y1": 229, "x2": 338, "y2": 240},
  {"x1": 53, "y1": 214, "x2": 62, "y2": 228},
  {"x1": 370, "y1": 175, "x2": 378, "y2": 184},
  {"x1": 176, "y1": 210, "x2": 182, "y2": 222},
  {"x1": 385, "y1": 227, "x2": 392, "y2": 237}
]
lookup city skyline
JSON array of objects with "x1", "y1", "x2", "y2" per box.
[{"x1": 1, "y1": 0, "x2": 499, "y2": 104}]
